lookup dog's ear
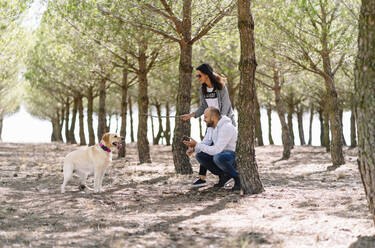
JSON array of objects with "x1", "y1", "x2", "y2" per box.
[{"x1": 102, "y1": 133, "x2": 110, "y2": 146}]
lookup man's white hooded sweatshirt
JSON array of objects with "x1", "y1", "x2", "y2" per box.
[{"x1": 194, "y1": 116, "x2": 237, "y2": 156}]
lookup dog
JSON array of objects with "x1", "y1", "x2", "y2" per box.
[{"x1": 61, "y1": 133, "x2": 124, "y2": 193}]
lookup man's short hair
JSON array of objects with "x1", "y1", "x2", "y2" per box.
[{"x1": 207, "y1": 107, "x2": 221, "y2": 118}]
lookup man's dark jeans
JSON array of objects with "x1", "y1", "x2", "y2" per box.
[{"x1": 196, "y1": 151, "x2": 238, "y2": 178}]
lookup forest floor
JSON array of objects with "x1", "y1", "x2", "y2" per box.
[{"x1": 0, "y1": 142, "x2": 375, "y2": 248}]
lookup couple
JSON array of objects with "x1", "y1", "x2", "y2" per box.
[{"x1": 181, "y1": 63, "x2": 240, "y2": 191}]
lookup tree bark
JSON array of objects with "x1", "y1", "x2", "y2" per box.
[
  {"x1": 137, "y1": 42, "x2": 151, "y2": 163},
  {"x1": 308, "y1": 105, "x2": 313, "y2": 145},
  {"x1": 128, "y1": 96, "x2": 135, "y2": 143},
  {"x1": 323, "y1": 106, "x2": 330, "y2": 152},
  {"x1": 87, "y1": 86, "x2": 95, "y2": 146},
  {"x1": 97, "y1": 78, "x2": 107, "y2": 141},
  {"x1": 254, "y1": 94, "x2": 264, "y2": 146},
  {"x1": 350, "y1": 106, "x2": 357, "y2": 148},
  {"x1": 77, "y1": 94, "x2": 86, "y2": 146},
  {"x1": 199, "y1": 116, "x2": 204, "y2": 140},
  {"x1": 237, "y1": 0, "x2": 264, "y2": 194},
  {"x1": 287, "y1": 100, "x2": 295, "y2": 147},
  {"x1": 266, "y1": 105, "x2": 274, "y2": 145},
  {"x1": 150, "y1": 108, "x2": 155, "y2": 144},
  {"x1": 69, "y1": 96, "x2": 78, "y2": 144},
  {"x1": 172, "y1": 3, "x2": 194, "y2": 174},
  {"x1": 297, "y1": 106, "x2": 306, "y2": 145},
  {"x1": 164, "y1": 102, "x2": 171, "y2": 146},
  {"x1": 273, "y1": 70, "x2": 292, "y2": 160},
  {"x1": 355, "y1": 0, "x2": 375, "y2": 225},
  {"x1": 65, "y1": 98, "x2": 70, "y2": 143},
  {"x1": 153, "y1": 102, "x2": 163, "y2": 145},
  {"x1": 118, "y1": 68, "x2": 128, "y2": 158}
]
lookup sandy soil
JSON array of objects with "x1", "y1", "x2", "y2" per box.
[{"x1": 0, "y1": 142, "x2": 374, "y2": 248}]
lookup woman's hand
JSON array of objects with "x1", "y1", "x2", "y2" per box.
[{"x1": 180, "y1": 113, "x2": 194, "y2": 121}]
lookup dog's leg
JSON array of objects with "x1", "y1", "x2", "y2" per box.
[
  {"x1": 94, "y1": 168, "x2": 102, "y2": 193},
  {"x1": 61, "y1": 162, "x2": 74, "y2": 193},
  {"x1": 76, "y1": 171, "x2": 88, "y2": 191},
  {"x1": 98, "y1": 167, "x2": 107, "y2": 192}
]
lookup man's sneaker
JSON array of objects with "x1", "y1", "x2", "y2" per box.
[
  {"x1": 214, "y1": 174, "x2": 233, "y2": 188},
  {"x1": 190, "y1": 178, "x2": 207, "y2": 188}
]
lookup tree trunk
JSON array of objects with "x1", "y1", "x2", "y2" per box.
[
  {"x1": 199, "y1": 116, "x2": 204, "y2": 140},
  {"x1": 150, "y1": 108, "x2": 155, "y2": 144},
  {"x1": 118, "y1": 68, "x2": 128, "y2": 158},
  {"x1": 65, "y1": 98, "x2": 70, "y2": 143},
  {"x1": 137, "y1": 43, "x2": 152, "y2": 164},
  {"x1": 77, "y1": 94, "x2": 86, "y2": 145},
  {"x1": 51, "y1": 119, "x2": 58, "y2": 142},
  {"x1": 308, "y1": 105, "x2": 313, "y2": 145},
  {"x1": 172, "y1": 28, "x2": 193, "y2": 174},
  {"x1": 153, "y1": 102, "x2": 163, "y2": 145},
  {"x1": 128, "y1": 96, "x2": 135, "y2": 143},
  {"x1": 87, "y1": 86, "x2": 95, "y2": 146},
  {"x1": 273, "y1": 70, "x2": 292, "y2": 160},
  {"x1": 266, "y1": 105, "x2": 274, "y2": 145},
  {"x1": 236, "y1": 0, "x2": 264, "y2": 194},
  {"x1": 164, "y1": 102, "x2": 171, "y2": 146},
  {"x1": 297, "y1": 106, "x2": 306, "y2": 145},
  {"x1": 323, "y1": 106, "x2": 330, "y2": 152},
  {"x1": 355, "y1": 0, "x2": 375, "y2": 225},
  {"x1": 254, "y1": 94, "x2": 263, "y2": 146},
  {"x1": 69, "y1": 96, "x2": 78, "y2": 144},
  {"x1": 350, "y1": 106, "x2": 357, "y2": 148},
  {"x1": 97, "y1": 78, "x2": 107, "y2": 141},
  {"x1": 287, "y1": 102, "x2": 295, "y2": 147}
]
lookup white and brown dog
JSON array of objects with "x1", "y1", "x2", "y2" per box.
[{"x1": 61, "y1": 133, "x2": 124, "y2": 193}]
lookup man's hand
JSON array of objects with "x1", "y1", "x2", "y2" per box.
[
  {"x1": 186, "y1": 148, "x2": 194, "y2": 157},
  {"x1": 180, "y1": 113, "x2": 194, "y2": 121},
  {"x1": 183, "y1": 137, "x2": 197, "y2": 148}
]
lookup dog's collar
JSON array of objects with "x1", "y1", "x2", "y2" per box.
[{"x1": 99, "y1": 142, "x2": 112, "y2": 153}]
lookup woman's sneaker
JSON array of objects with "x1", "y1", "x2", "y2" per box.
[{"x1": 190, "y1": 178, "x2": 207, "y2": 188}]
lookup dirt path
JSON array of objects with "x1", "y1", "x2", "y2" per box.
[{"x1": 0, "y1": 143, "x2": 374, "y2": 247}]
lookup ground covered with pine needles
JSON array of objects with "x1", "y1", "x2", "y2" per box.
[{"x1": 0, "y1": 142, "x2": 374, "y2": 247}]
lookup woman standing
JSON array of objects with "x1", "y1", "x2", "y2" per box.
[{"x1": 180, "y1": 63, "x2": 236, "y2": 188}]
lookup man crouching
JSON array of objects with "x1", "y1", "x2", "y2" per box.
[{"x1": 183, "y1": 107, "x2": 241, "y2": 191}]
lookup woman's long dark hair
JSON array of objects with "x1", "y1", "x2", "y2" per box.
[{"x1": 196, "y1": 63, "x2": 225, "y2": 95}]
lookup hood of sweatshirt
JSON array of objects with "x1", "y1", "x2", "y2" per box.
[{"x1": 216, "y1": 116, "x2": 231, "y2": 129}]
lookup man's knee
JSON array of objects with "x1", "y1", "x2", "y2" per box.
[
  {"x1": 213, "y1": 153, "x2": 225, "y2": 165},
  {"x1": 196, "y1": 152, "x2": 209, "y2": 162}
]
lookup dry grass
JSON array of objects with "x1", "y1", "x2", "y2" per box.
[{"x1": 0, "y1": 143, "x2": 374, "y2": 247}]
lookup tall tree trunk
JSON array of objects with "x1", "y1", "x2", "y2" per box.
[
  {"x1": 318, "y1": 108, "x2": 324, "y2": 146},
  {"x1": 172, "y1": 25, "x2": 193, "y2": 174},
  {"x1": 237, "y1": 0, "x2": 264, "y2": 194},
  {"x1": 355, "y1": 0, "x2": 375, "y2": 225},
  {"x1": 164, "y1": 102, "x2": 171, "y2": 146},
  {"x1": 308, "y1": 105, "x2": 313, "y2": 145},
  {"x1": 254, "y1": 94, "x2": 264, "y2": 146},
  {"x1": 350, "y1": 106, "x2": 357, "y2": 148},
  {"x1": 266, "y1": 105, "x2": 274, "y2": 145},
  {"x1": 199, "y1": 116, "x2": 204, "y2": 140},
  {"x1": 119, "y1": 68, "x2": 128, "y2": 158},
  {"x1": 137, "y1": 43, "x2": 151, "y2": 163},
  {"x1": 128, "y1": 96, "x2": 135, "y2": 143},
  {"x1": 97, "y1": 78, "x2": 107, "y2": 141},
  {"x1": 59, "y1": 107, "x2": 65, "y2": 141},
  {"x1": 150, "y1": 108, "x2": 155, "y2": 144},
  {"x1": 297, "y1": 106, "x2": 306, "y2": 145},
  {"x1": 273, "y1": 70, "x2": 292, "y2": 160},
  {"x1": 77, "y1": 94, "x2": 86, "y2": 146},
  {"x1": 69, "y1": 96, "x2": 78, "y2": 144},
  {"x1": 323, "y1": 106, "x2": 330, "y2": 152},
  {"x1": 65, "y1": 98, "x2": 70, "y2": 143},
  {"x1": 51, "y1": 119, "x2": 58, "y2": 142},
  {"x1": 153, "y1": 102, "x2": 163, "y2": 145},
  {"x1": 287, "y1": 101, "x2": 295, "y2": 147},
  {"x1": 87, "y1": 86, "x2": 95, "y2": 146}
]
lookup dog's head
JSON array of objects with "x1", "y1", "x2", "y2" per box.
[{"x1": 101, "y1": 133, "x2": 124, "y2": 150}]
